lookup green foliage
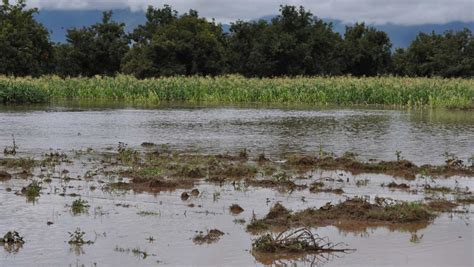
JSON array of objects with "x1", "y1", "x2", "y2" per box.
[
  {"x1": 0, "y1": 79, "x2": 48, "y2": 103},
  {"x1": 55, "y1": 11, "x2": 129, "y2": 77},
  {"x1": 0, "y1": 0, "x2": 52, "y2": 76},
  {"x1": 393, "y1": 29, "x2": 474, "y2": 77},
  {"x1": 68, "y1": 228, "x2": 93, "y2": 245},
  {"x1": 0, "y1": 3, "x2": 472, "y2": 78},
  {"x1": 342, "y1": 23, "x2": 392, "y2": 76},
  {"x1": 367, "y1": 202, "x2": 433, "y2": 223},
  {"x1": 71, "y1": 198, "x2": 89, "y2": 215},
  {"x1": 22, "y1": 180, "x2": 41, "y2": 200},
  {"x1": 122, "y1": 6, "x2": 226, "y2": 77},
  {"x1": 228, "y1": 5, "x2": 344, "y2": 77},
  {"x1": 2, "y1": 75, "x2": 471, "y2": 108}
]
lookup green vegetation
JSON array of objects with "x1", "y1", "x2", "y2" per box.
[
  {"x1": 21, "y1": 180, "x2": 41, "y2": 200},
  {"x1": 0, "y1": 75, "x2": 472, "y2": 107},
  {"x1": 68, "y1": 228, "x2": 94, "y2": 245},
  {"x1": 71, "y1": 198, "x2": 90, "y2": 215},
  {"x1": 0, "y1": 79, "x2": 47, "y2": 104},
  {"x1": 1, "y1": 1, "x2": 472, "y2": 79},
  {"x1": 1, "y1": 1, "x2": 472, "y2": 107},
  {"x1": 0, "y1": 0, "x2": 52, "y2": 77},
  {"x1": 247, "y1": 198, "x2": 437, "y2": 232}
]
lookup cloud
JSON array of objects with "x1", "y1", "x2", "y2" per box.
[{"x1": 26, "y1": 0, "x2": 474, "y2": 25}]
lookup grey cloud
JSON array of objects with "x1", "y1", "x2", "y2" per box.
[{"x1": 26, "y1": 0, "x2": 474, "y2": 25}]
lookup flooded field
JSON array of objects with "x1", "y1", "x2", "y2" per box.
[
  {"x1": 0, "y1": 104, "x2": 473, "y2": 266},
  {"x1": 1, "y1": 104, "x2": 473, "y2": 165}
]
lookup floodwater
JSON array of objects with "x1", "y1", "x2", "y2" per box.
[
  {"x1": 0, "y1": 104, "x2": 473, "y2": 267},
  {"x1": 0, "y1": 104, "x2": 473, "y2": 165}
]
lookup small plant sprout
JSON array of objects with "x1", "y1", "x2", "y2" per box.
[
  {"x1": 3, "y1": 134, "x2": 18, "y2": 156},
  {"x1": 395, "y1": 150, "x2": 403, "y2": 161},
  {"x1": 68, "y1": 228, "x2": 94, "y2": 246},
  {"x1": 213, "y1": 191, "x2": 221, "y2": 202},
  {"x1": 21, "y1": 180, "x2": 42, "y2": 201}
]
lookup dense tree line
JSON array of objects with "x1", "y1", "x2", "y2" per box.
[{"x1": 1, "y1": 1, "x2": 472, "y2": 78}]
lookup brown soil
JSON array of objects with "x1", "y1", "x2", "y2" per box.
[
  {"x1": 0, "y1": 170, "x2": 12, "y2": 181},
  {"x1": 309, "y1": 183, "x2": 344, "y2": 194},
  {"x1": 108, "y1": 178, "x2": 194, "y2": 193},
  {"x1": 107, "y1": 149, "x2": 473, "y2": 193},
  {"x1": 247, "y1": 198, "x2": 436, "y2": 233},
  {"x1": 229, "y1": 204, "x2": 244, "y2": 214},
  {"x1": 386, "y1": 182, "x2": 410, "y2": 189},
  {"x1": 425, "y1": 199, "x2": 458, "y2": 212},
  {"x1": 190, "y1": 188, "x2": 200, "y2": 196},
  {"x1": 245, "y1": 179, "x2": 307, "y2": 191},
  {"x1": 456, "y1": 196, "x2": 474, "y2": 204},
  {"x1": 286, "y1": 155, "x2": 474, "y2": 179}
]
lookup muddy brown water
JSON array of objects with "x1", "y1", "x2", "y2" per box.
[
  {"x1": 1, "y1": 103, "x2": 473, "y2": 165},
  {"x1": 1, "y1": 103, "x2": 473, "y2": 266}
]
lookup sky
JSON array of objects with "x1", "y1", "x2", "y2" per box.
[{"x1": 26, "y1": 0, "x2": 474, "y2": 25}]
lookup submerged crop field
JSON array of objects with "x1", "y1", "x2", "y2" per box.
[
  {"x1": 0, "y1": 105, "x2": 473, "y2": 266},
  {"x1": 1, "y1": 75, "x2": 473, "y2": 108},
  {"x1": 0, "y1": 143, "x2": 473, "y2": 266}
]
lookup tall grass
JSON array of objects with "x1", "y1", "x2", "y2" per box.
[
  {"x1": 0, "y1": 75, "x2": 472, "y2": 108},
  {"x1": 0, "y1": 79, "x2": 48, "y2": 104}
]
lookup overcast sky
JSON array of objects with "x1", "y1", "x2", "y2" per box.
[{"x1": 26, "y1": 0, "x2": 474, "y2": 25}]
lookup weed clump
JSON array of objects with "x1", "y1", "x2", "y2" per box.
[
  {"x1": 309, "y1": 183, "x2": 344, "y2": 194},
  {"x1": 21, "y1": 180, "x2": 41, "y2": 200},
  {"x1": 193, "y1": 229, "x2": 225, "y2": 244},
  {"x1": 68, "y1": 228, "x2": 94, "y2": 245},
  {"x1": 0, "y1": 231, "x2": 25, "y2": 253},
  {"x1": 252, "y1": 228, "x2": 350, "y2": 253},
  {"x1": 248, "y1": 198, "x2": 437, "y2": 232},
  {"x1": 424, "y1": 185, "x2": 453, "y2": 194},
  {"x1": 456, "y1": 196, "x2": 474, "y2": 204},
  {"x1": 239, "y1": 148, "x2": 249, "y2": 160},
  {"x1": 385, "y1": 182, "x2": 410, "y2": 189},
  {"x1": 141, "y1": 142, "x2": 156, "y2": 147},
  {"x1": 117, "y1": 142, "x2": 139, "y2": 165},
  {"x1": 3, "y1": 135, "x2": 18, "y2": 155},
  {"x1": 1, "y1": 157, "x2": 35, "y2": 169},
  {"x1": 0, "y1": 231, "x2": 25, "y2": 245},
  {"x1": 247, "y1": 203, "x2": 291, "y2": 232},
  {"x1": 425, "y1": 199, "x2": 458, "y2": 212},
  {"x1": 71, "y1": 199, "x2": 90, "y2": 215},
  {"x1": 286, "y1": 153, "x2": 474, "y2": 178}
]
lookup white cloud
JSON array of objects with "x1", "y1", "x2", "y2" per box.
[{"x1": 25, "y1": 0, "x2": 474, "y2": 25}]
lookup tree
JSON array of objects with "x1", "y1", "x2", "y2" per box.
[
  {"x1": 122, "y1": 6, "x2": 227, "y2": 77},
  {"x1": 228, "y1": 5, "x2": 343, "y2": 77},
  {"x1": 55, "y1": 11, "x2": 129, "y2": 76},
  {"x1": 227, "y1": 20, "x2": 278, "y2": 77},
  {"x1": 394, "y1": 29, "x2": 474, "y2": 77},
  {"x1": 0, "y1": 0, "x2": 52, "y2": 76},
  {"x1": 342, "y1": 23, "x2": 392, "y2": 76}
]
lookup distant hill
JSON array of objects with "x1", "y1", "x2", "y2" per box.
[{"x1": 35, "y1": 9, "x2": 474, "y2": 48}]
